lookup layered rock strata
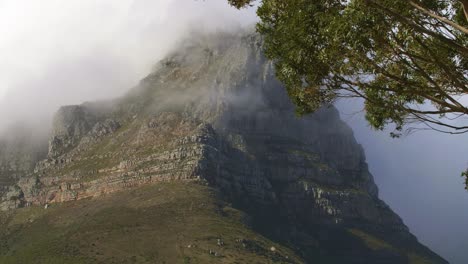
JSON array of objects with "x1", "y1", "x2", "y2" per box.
[{"x1": 0, "y1": 31, "x2": 447, "y2": 263}]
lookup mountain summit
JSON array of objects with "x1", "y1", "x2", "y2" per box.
[{"x1": 0, "y1": 31, "x2": 447, "y2": 263}]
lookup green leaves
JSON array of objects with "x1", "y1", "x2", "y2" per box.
[
  {"x1": 251, "y1": 0, "x2": 468, "y2": 135},
  {"x1": 227, "y1": 0, "x2": 254, "y2": 9},
  {"x1": 462, "y1": 169, "x2": 468, "y2": 190}
]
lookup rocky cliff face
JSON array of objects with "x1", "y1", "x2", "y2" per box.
[
  {"x1": 0, "y1": 127, "x2": 47, "y2": 208},
  {"x1": 0, "y1": 31, "x2": 447, "y2": 263}
]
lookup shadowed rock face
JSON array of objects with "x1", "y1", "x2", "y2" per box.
[
  {"x1": 0, "y1": 31, "x2": 447, "y2": 263},
  {"x1": 0, "y1": 127, "x2": 47, "y2": 203}
]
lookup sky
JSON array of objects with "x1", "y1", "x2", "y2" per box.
[
  {"x1": 338, "y1": 99, "x2": 468, "y2": 264},
  {"x1": 0, "y1": 1, "x2": 467, "y2": 263},
  {"x1": 0, "y1": 0, "x2": 257, "y2": 133}
]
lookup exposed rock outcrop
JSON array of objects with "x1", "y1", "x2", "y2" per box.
[{"x1": 0, "y1": 31, "x2": 447, "y2": 263}]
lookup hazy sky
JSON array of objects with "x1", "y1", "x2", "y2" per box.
[
  {"x1": 338, "y1": 100, "x2": 468, "y2": 264},
  {"x1": 0, "y1": 0, "x2": 257, "y2": 133},
  {"x1": 0, "y1": 1, "x2": 466, "y2": 263}
]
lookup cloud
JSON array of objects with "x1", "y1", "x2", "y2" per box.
[
  {"x1": 2, "y1": 1, "x2": 465, "y2": 263},
  {"x1": 0, "y1": 0, "x2": 257, "y2": 133}
]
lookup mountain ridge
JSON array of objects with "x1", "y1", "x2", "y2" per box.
[{"x1": 0, "y1": 31, "x2": 447, "y2": 263}]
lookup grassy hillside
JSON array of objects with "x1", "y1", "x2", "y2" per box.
[{"x1": 0, "y1": 181, "x2": 302, "y2": 264}]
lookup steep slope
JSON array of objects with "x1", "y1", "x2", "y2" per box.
[
  {"x1": 0, "y1": 127, "x2": 47, "y2": 207},
  {"x1": 0, "y1": 182, "x2": 303, "y2": 264},
  {"x1": 0, "y1": 31, "x2": 447, "y2": 263}
]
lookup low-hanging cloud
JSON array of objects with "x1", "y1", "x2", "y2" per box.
[
  {"x1": 2, "y1": 1, "x2": 467, "y2": 263},
  {"x1": 0, "y1": 0, "x2": 257, "y2": 135}
]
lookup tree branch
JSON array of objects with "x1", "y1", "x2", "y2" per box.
[
  {"x1": 408, "y1": 0, "x2": 468, "y2": 34},
  {"x1": 365, "y1": 0, "x2": 468, "y2": 55},
  {"x1": 461, "y1": 0, "x2": 468, "y2": 21}
]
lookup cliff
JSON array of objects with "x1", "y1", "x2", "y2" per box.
[{"x1": 0, "y1": 31, "x2": 447, "y2": 263}]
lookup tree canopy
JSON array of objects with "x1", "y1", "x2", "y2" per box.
[
  {"x1": 229, "y1": 0, "x2": 468, "y2": 187},
  {"x1": 230, "y1": 0, "x2": 467, "y2": 136}
]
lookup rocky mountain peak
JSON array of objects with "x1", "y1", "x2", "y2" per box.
[{"x1": 0, "y1": 30, "x2": 447, "y2": 263}]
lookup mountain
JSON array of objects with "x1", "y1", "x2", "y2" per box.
[{"x1": 0, "y1": 31, "x2": 447, "y2": 264}]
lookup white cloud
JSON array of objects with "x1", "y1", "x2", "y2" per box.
[
  {"x1": 0, "y1": 0, "x2": 173, "y2": 99},
  {"x1": 0, "y1": 87, "x2": 6, "y2": 99},
  {"x1": 0, "y1": 0, "x2": 257, "y2": 131}
]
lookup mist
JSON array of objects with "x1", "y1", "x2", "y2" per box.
[
  {"x1": 1, "y1": 1, "x2": 467, "y2": 263},
  {"x1": 0, "y1": 0, "x2": 257, "y2": 135}
]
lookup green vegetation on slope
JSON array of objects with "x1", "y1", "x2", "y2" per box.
[
  {"x1": 348, "y1": 229, "x2": 437, "y2": 264},
  {"x1": 0, "y1": 182, "x2": 302, "y2": 264}
]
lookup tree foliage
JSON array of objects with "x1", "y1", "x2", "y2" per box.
[
  {"x1": 462, "y1": 169, "x2": 468, "y2": 190},
  {"x1": 230, "y1": 0, "x2": 468, "y2": 137},
  {"x1": 227, "y1": 0, "x2": 254, "y2": 9},
  {"x1": 229, "y1": 0, "x2": 468, "y2": 189}
]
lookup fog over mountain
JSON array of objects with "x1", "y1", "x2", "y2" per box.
[
  {"x1": 0, "y1": 0, "x2": 257, "y2": 134},
  {"x1": 0, "y1": 1, "x2": 466, "y2": 263}
]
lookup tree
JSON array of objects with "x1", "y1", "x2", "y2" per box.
[
  {"x1": 229, "y1": 0, "x2": 468, "y2": 185},
  {"x1": 227, "y1": 0, "x2": 254, "y2": 9},
  {"x1": 231, "y1": 0, "x2": 467, "y2": 136}
]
